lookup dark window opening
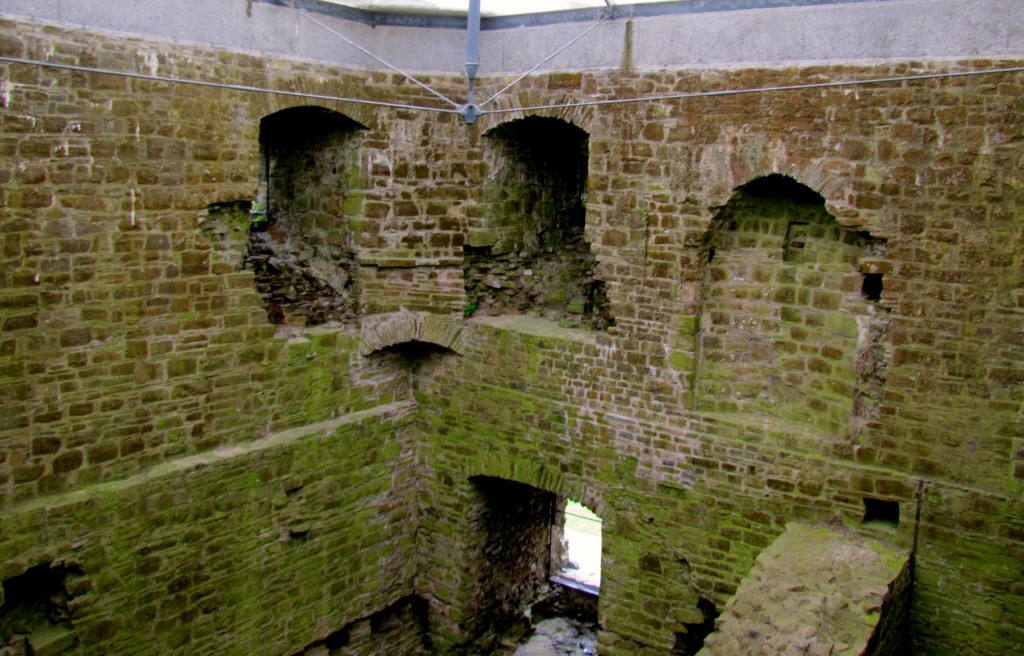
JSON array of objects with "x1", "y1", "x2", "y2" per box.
[
  {"x1": 465, "y1": 116, "x2": 613, "y2": 330},
  {"x1": 1, "y1": 563, "x2": 80, "y2": 654},
  {"x1": 672, "y1": 597, "x2": 719, "y2": 656},
  {"x1": 862, "y1": 497, "x2": 900, "y2": 529},
  {"x1": 862, "y1": 273, "x2": 883, "y2": 301},
  {"x1": 248, "y1": 106, "x2": 365, "y2": 327}
]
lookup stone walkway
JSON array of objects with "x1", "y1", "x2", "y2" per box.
[{"x1": 697, "y1": 522, "x2": 910, "y2": 656}]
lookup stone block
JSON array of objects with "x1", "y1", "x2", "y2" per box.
[{"x1": 29, "y1": 625, "x2": 75, "y2": 656}]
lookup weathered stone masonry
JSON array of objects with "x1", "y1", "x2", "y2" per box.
[{"x1": 0, "y1": 16, "x2": 1022, "y2": 656}]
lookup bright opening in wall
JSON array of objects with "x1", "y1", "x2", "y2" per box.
[{"x1": 552, "y1": 499, "x2": 602, "y2": 593}]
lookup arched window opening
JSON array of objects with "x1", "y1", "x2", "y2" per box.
[
  {"x1": 248, "y1": 106, "x2": 365, "y2": 327},
  {"x1": 697, "y1": 174, "x2": 886, "y2": 433},
  {"x1": 465, "y1": 116, "x2": 613, "y2": 330},
  {"x1": 458, "y1": 478, "x2": 600, "y2": 653}
]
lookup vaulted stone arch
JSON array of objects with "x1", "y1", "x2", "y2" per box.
[{"x1": 359, "y1": 310, "x2": 465, "y2": 356}]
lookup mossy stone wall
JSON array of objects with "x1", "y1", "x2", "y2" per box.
[{"x1": 0, "y1": 16, "x2": 1021, "y2": 656}]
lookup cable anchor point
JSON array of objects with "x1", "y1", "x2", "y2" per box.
[{"x1": 459, "y1": 103, "x2": 482, "y2": 124}]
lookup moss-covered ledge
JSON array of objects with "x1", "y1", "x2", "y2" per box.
[
  {"x1": 0, "y1": 401, "x2": 420, "y2": 656},
  {"x1": 468, "y1": 315, "x2": 601, "y2": 344},
  {"x1": 698, "y1": 522, "x2": 911, "y2": 656}
]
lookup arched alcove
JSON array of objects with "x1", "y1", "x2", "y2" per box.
[
  {"x1": 458, "y1": 476, "x2": 556, "y2": 648},
  {"x1": 455, "y1": 476, "x2": 603, "y2": 652},
  {"x1": 360, "y1": 339, "x2": 459, "y2": 402},
  {"x1": 696, "y1": 175, "x2": 886, "y2": 434},
  {"x1": 464, "y1": 116, "x2": 613, "y2": 329},
  {"x1": 247, "y1": 106, "x2": 366, "y2": 327}
]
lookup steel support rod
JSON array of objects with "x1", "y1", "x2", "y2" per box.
[{"x1": 460, "y1": 0, "x2": 483, "y2": 124}]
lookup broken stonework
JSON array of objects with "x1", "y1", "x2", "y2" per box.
[{"x1": 698, "y1": 523, "x2": 911, "y2": 656}]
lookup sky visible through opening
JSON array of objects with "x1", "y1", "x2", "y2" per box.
[
  {"x1": 560, "y1": 500, "x2": 601, "y2": 589},
  {"x1": 322, "y1": 0, "x2": 681, "y2": 17}
]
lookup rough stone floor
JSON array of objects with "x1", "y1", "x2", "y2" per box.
[{"x1": 511, "y1": 617, "x2": 598, "y2": 656}]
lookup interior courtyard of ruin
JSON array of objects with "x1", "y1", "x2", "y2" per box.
[{"x1": 0, "y1": 0, "x2": 1022, "y2": 654}]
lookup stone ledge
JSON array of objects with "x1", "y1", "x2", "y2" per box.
[
  {"x1": 698, "y1": 522, "x2": 911, "y2": 656},
  {"x1": 0, "y1": 401, "x2": 418, "y2": 517},
  {"x1": 470, "y1": 315, "x2": 599, "y2": 343}
]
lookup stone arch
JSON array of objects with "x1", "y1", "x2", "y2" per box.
[
  {"x1": 248, "y1": 77, "x2": 380, "y2": 131},
  {"x1": 695, "y1": 174, "x2": 886, "y2": 435},
  {"x1": 475, "y1": 92, "x2": 598, "y2": 136},
  {"x1": 248, "y1": 105, "x2": 367, "y2": 327},
  {"x1": 359, "y1": 310, "x2": 464, "y2": 356},
  {"x1": 464, "y1": 114, "x2": 613, "y2": 329},
  {"x1": 701, "y1": 155, "x2": 877, "y2": 233},
  {"x1": 453, "y1": 450, "x2": 606, "y2": 520}
]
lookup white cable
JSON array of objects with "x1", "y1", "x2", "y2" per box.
[
  {"x1": 290, "y1": 2, "x2": 462, "y2": 108},
  {"x1": 0, "y1": 56, "x2": 462, "y2": 114},
  {"x1": 481, "y1": 66, "x2": 1024, "y2": 115},
  {"x1": 478, "y1": 16, "x2": 609, "y2": 108},
  {"x1": 3, "y1": 55, "x2": 1020, "y2": 122}
]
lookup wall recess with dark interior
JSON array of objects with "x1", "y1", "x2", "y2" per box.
[
  {"x1": 464, "y1": 116, "x2": 613, "y2": 329},
  {"x1": 248, "y1": 106, "x2": 366, "y2": 327},
  {"x1": 448, "y1": 476, "x2": 559, "y2": 652}
]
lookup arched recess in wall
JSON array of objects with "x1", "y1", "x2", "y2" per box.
[
  {"x1": 361, "y1": 340, "x2": 459, "y2": 402},
  {"x1": 247, "y1": 106, "x2": 367, "y2": 327},
  {"x1": 464, "y1": 116, "x2": 613, "y2": 330},
  {"x1": 695, "y1": 175, "x2": 887, "y2": 435},
  {"x1": 454, "y1": 476, "x2": 603, "y2": 650}
]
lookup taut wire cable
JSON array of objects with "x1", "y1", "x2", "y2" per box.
[
  {"x1": 479, "y1": 65, "x2": 1024, "y2": 115},
  {"x1": 478, "y1": 16, "x2": 610, "y2": 109},
  {"x1": 1, "y1": 56, "x2": 1021, "y2": 119},
  {"x1": 288, "y1": 1, "x2": 462, "y2": 108},
  {"x1": 0, "y1": 55, "x2": 462, "y2": 114}
]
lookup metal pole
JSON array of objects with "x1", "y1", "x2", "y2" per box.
[
  {"x1": 460, "y1": 0, "x2": 482, "y2": 123},
  {"x1": 466, "y1": 0, "x2": 481, "y2": 87}
]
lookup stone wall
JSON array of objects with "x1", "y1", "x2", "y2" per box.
[
  {"x1": 0, "y1": 403, "x2": 421, "y2": 655},
  {"x1": 0, "y1": 16, "x2": 1022, "y2": 656}
]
